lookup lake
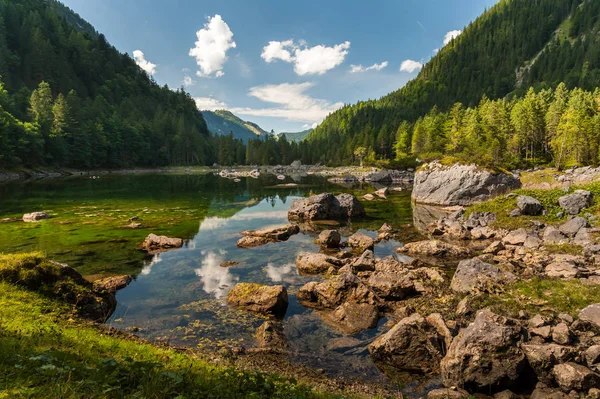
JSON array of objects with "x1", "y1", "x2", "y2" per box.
[{"x1": 0, "y1": 172, "x2": 431, "y2": 388}]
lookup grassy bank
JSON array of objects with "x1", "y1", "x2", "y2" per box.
[
  {"x1": 467, "y1": 180, "x2": 600, "y2": 230},
  {"x1": 0, "y1": 254, "x2": 350, "y2": 399}
]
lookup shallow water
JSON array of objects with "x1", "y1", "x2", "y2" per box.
[{"x1": 0, "y1": 173, "x2": 429, "y2": 386}]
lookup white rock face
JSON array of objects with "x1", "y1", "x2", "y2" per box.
[{"x1": 411, "y1": 162, "x2": 521, "y2": 206}]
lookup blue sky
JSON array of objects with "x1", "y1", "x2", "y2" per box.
[{"x1": 61, "y1": 0, "x2": 498, "y2": 133}]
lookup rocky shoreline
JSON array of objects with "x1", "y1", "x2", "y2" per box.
[{"x1": 219, "y1": 163, "x2": 600, "y2": 398}]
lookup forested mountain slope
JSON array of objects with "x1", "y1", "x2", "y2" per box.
[
  {"x1": 305, "y1": 0, "x2": 599, "y2": 165},
  {"x1": 0, "y1": 0, "x2": 211, "y2": 168},
  {"x1": 201, "y1": 110, "x2": 268, "y2": 143}
]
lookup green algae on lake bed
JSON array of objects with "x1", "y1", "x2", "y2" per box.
[{"x1": 0, "y1": 172, "x2": 420, "y2": 382}]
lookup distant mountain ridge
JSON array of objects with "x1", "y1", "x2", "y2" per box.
[
  {"x1": 278, "y1": 129, "x2": 312, "y2": 143},
  {"x1": 202, "y1": 109, "x2": 312, "y2": 143},
  {"x1": 201, "y1": 110, "x2": 270, "y2": 143}
]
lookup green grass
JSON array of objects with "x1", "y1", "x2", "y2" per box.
[
  {"x1": 0, "y1": 259, "x2": 351, "y2": 398},
  {"x1": 473, "y1": 278, "x2": 600, "y2": 318},
  {"x1": 544, "y1": 243, "x2": 584, "y2": 255},
  {"x1": 466, "y1": 180, "x2": 600, "y2": 230}
]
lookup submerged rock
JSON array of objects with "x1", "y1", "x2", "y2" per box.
[
  {"x1": 256, "y1": 320, "x2": 287, "y2": 350},
  {"x1": 412, "y1": 161, "x2": 521, "y2": 206},
  {"x1": 22, "y1": 212, "x2": 49, "y2": 222},
  {"x1": 227, "y1": 283, "x2": 288, "y2": 318},
  {"x1": 440, "y1": 310, "x2": 527, "y2": 392},
  {"x1": 141, "y1": 233, "x2": 183, "y2": 253},
  {"x1": 320, "y1": 301, "x2": 379, "y2": 335},
  {"x1": 237, "y1": 224, "x2": 300, "y2": 248},
  {"x1": 288, "y1": 193, "x2": 365, "y2": 221}
]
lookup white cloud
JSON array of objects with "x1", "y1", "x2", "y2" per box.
[
  {"x1": 194, "y1": 97, "x2": 228, "y2": 111},
  {"x1": 400, "y1": 59, "x2": 423, "y2": 73},
  {"x1": 133, "y1": 50, "x2": 157, "y2": 75},
  {"x1": 261, "y1": 40, "x2": 294, "y2": 63},
  {"x1": 303, "y1": 123, "x2": 318, "y2": 129},
  {"x1": 189, "y1": 15, "x2": 236, "y2": 78},
  {"x1": 260, "y1": 40, "x2": 351, "y2": 75},
  {"x1": 349, "y1": 61, "x2": 388, "y2": 73},
  {"x1": 183, "y1": 75, "x2": 195, "y2": 87},
  {"x1": 194, "y1": 251, "x2": 238, "y2": 299},
  {"x1": 443, "y1": 30, "x2": 462, "y2": 46},
  {"x1": 230, "y1": 82, "x2": 343, "y2": 124}
]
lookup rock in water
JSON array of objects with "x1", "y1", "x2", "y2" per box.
[
  {"x1": 255, "y1": 320, "x2": 287, "y2": 350},
  {"x1": 297, "y1": 273, "x2": 380, "y2": 310},
  {"x1": 227, "y1": 283, "x2": 288, "y2": 318},
  {"x1": 295, "y1": 252, "x2": 341, "y2": 275},
  {"x1": 412, "y1": 161, "x2": 521, "y2": 206},
  {"x1": 141, "y1": 233, "x2": 183, "y2": 253},
  {"x1": 320, "y1": 302, "x2": 379, "y2": 335},
  {"x1": 288, "y1": 193, "x2": 365, "y2": 221},
  {"x1": 93, "y1": 275, "x2": 133, "y2": 293},
  {"x1": 558, "y1": 190, "x2": 593, "y2": 215},
  {"x1": 440, "y1": 310, "x2": 527, "y2": 392},
  {"x1": 348, "y1": 232, "x2": 375, "y2": 252},
  {"x1": 237, "y1": 224, "x2": 300, "y2": 248},
  {"x1": 317, "y1": 230, "x2": 341, "y2": 248},
  {"x1": 22, "y1": 212, "x2": 49, "y2": 222}
]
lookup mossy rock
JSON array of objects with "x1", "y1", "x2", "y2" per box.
[{"x1": 0, "y1": 252, "x2": 116, "y2": 321}]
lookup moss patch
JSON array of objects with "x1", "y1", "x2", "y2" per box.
[{"x1": 472, "y1": 278, "x2": 600, "y2": 318}]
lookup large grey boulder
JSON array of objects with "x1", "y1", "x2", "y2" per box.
[
  {"x1": 412, "y1": 162, "x2": 521, "y2": 206},
  {"x1": 288, "y1": 193, "x2": 365, "y2": 221},
  {"x1": 368, "y1": 313, "x2": 445, "y2": 373},
  {"x1": 517, "y1": 195, "x2": 543, "y2": 216},
  {"x1": 558, "y1": 190, "x2": 593, "y2": 215},
  {"x1": 440, "y1": 310, "x2": 526, "y2": 392},
  {"x1": 450, "y1": 258, "x2": 517, "y2": 294},
  {"x1": 558, "y1": 216, "x2": 587, "y2": 238}
]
